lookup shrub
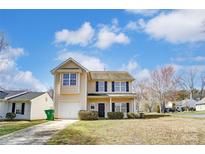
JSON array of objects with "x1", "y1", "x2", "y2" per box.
[
  {"x1": 127, "y1": 112, "x2": 139, "y2": 119},
  {"x1": 143, "y1": 114, "x2": 170, "y2": 119},
  {"x1": 157, "y1": 105, "x2": 160, "y2": 113},
  {"x1": 6, "y1": 112, "x2": 16, "y2": 120},
  {"x1": 189, "y1": 107, "x2": 196, "y2": 111},
  {"x1": 139, "y1": 112, "x2": 145, "y2": 119},
  {"x1": 78, "y1": 110, "x2": 98, "y2": 120},
  {"x1": 107, "y1": 112, "x2": 124, "y2": 119}
]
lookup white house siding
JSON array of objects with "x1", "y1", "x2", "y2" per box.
[
  {"x1": 8, "y1": 101, "x2": 31, "y2": 120},
  {"x1": 0, "y1": 101, "x2": 8, "y2": 119},
  {"x1": 30, "y1": 93, "x2": 54, "y2": 120},
  {"x1": 196, "y1": 104, "x2": 205, "y2": 111}
]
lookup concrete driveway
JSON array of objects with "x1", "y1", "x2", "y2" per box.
[{"x1": 0, "y1": 120, "x2": 77, "y2": 145}]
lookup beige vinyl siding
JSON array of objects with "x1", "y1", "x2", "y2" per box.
[
  {"x1": 87, "y1": 98, "x2": 134, "y2": 117},
  {"x1": 60, "y1": 73, "x2": 80, "y2": 94},
  {"x1": 54, "y1": 61, "x2": 87, "y2": 118},
  {"x1": 30, "y1": 93, "x2": 53, "y2": 120},
  {"x1": 88, "y1": 80, "x2": 132, "y2": 93}
]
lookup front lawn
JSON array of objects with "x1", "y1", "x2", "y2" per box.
[
  {"x1": 47, "y1": 117, "x2": 205, "y2": 145},
  {"x1": 0, "y1": 120, "x2": 47, "y2": 136}
]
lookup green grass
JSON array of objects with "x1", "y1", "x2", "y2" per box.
[
  {"x1": 0, "y1": 120, "x2": 47, "y2": 136},
  {"x1": 47, "y1": 117, "x2": 205, "y2": 145},
  {"x1": 170, "y1": 111, "x2": 205, "y2": 115}
]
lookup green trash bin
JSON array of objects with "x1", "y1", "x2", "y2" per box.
[{"x1": 45, "y1": 109, "x2": 55, "y2": 120}]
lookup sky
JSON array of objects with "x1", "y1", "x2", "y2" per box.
[{"x1": 0, "y1": 9, "x2": 205, "y2": 91}]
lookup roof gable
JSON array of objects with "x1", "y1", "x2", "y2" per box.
[{"x1": 51, "y1": 57, "x2": 89, "y2": 74}]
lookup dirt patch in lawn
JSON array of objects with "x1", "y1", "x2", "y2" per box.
[{"x1": 47, "y1": 117, "x2": 205, "y2": 145}]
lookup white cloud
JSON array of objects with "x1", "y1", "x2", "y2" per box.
[
  {"x1": 121, "y1": 59, "x2": 150, "y2": 81},
  {"x1": 57, "y1": 50, "x2": 106, "y2": 71},
  {"x1": 96, "y1": 26, "x2": 130, "y2": 49},
  {"x1": 140, "y1": 10, "x2": 205, "y2": 43},
  {"x1": 125, "y1": 9, "x2": 160, "y2": 16},
  {"x1": 125, "y1": 19, "x2": 146, "y2": 31},
  {"x1": 122, "y1": 60, "x2": 138, "y2": 72},
  {"x1": 0, "y1": 47, "x2": 47, "y2": 91},
  {"x1": 171, "y1": 56, "x2": 205, "y2": 63},
  {"x1": 166, "y1": 63, "x2": 205, "y2": 74},
  {"x1": 55, "y1": 22, "x2": 95, "y2": 46}
]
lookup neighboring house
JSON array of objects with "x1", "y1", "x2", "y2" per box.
[
  {"x1": 196, "y1": 97, "x2": 205, "y2": 111},
  {"x1": 176, "y1": 98, "x2": 197, "y2": 111},
  {"x1": 165, "y1": 101, "x2": 173, "y2": 109},
  {"x1": 51, "y1": 57, "x2": 137, "y2": 119},
  {"x1": 0, "y1": 90, "x2": 53, "y2": 120},
  {"x1": 165, "y1": 101, "x2": 174, "y2": 112}
]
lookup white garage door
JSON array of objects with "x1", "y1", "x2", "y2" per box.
[{"x1": 58, "y1": 102, "x2": 81, "y2": 119}]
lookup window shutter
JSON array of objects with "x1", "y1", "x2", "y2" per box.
[
  {"x1": 104, "y1": 81, "x2": 107, "y2": 92},
  {"x1": 112, "y1": 81, "x2": 115, "y2": 92},
  {"x1": 96, "y1": 81, "x2": 99, "y2": 92},
  {"x1": 12, "y1": 103, "x2": 15, "y2": 113},
  {"x1": 126, "y1": 81, "x2": 129, "y2": 92},
  {"x1": 126, "y1": 103, "x2": 129, "y2": 113},
  {"x1": 112, "y1": 103, "x2": 115, "y2": 112},
  {"x1": 21, "y1": 103, "x2": 25, "y2": 115}
]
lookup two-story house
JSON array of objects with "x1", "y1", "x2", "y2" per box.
[{"x1": 51, "y1": 58, "x2": 137, "y2": 119}]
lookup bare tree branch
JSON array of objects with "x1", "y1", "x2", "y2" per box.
[{"x1": 0, "y1": 32, "x2": 8, "y2": 52}]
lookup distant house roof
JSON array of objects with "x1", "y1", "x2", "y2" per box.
[
  {"x1": 7, "y1": 92, "x2": 45, "y2": 101},
  {"x1": 196, "y1": 97, "x2": 205, "y2": 105},
  {"x1": 0, "y1": 90, "x2": 26, "y2": 99},
  {"x1": 89, "y1": 71, "x2": 135, "y2": 81},
  {"x1": 176, "y1": 99, "x2": 197, "y2": 107}
]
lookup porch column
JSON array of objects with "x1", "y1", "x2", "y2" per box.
[
  {"x1": 133, "y1": 98, "x2": 136, "y2": 112},
  {"x1": 110, "y1": 97, "x2": 112, "y2": 112}
]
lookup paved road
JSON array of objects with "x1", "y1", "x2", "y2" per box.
[
  {"x1": 0, "y1": 120, "x2": 77, "y2": 145},
  {"x1": 183, "y1": 114, "x2": 205, "y2": 118}
]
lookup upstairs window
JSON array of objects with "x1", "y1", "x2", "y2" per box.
[
  {"x1": 96, "y1": 81, "x2": 107, "y2": 92},
  {"x1": 70, "y1": 74, "x2": 77, "y2": 85},
  {"x1": 98, "y1": 81, "x2": 105, "y2": 92},
  {"x1": 63, "y1": 73, "x2": 77, "y2": 86},
  {"x1": 114, "y1": 82, "x2": 127, "y2": 92}
]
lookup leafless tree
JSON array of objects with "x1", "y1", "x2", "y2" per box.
[
  {"x1": 0, "y1": 32, "x2": 8, "y2": 52},
  {"x1": 150, "y1": 66, "x2": 180, "y2": 113},
  {"x1": 180, "y1": 68, "x2": 198, "y2": 100},
  {"x1": 133, "y1": 79, "x2": 157, "y2": 112},
  {"x1": 200, "y1": 73, "x2": 205, "y2": 100}
]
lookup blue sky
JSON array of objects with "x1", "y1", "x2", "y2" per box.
[{"x1": 0, "y1": 9, "x2": 205, "y2": 91}]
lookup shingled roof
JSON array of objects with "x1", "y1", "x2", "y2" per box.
[
  {"x1": 89, "y1": 71, "x2": 135, "y2": 81},
  {"x1": 0, "y1": 90, "x2": 26, "y2": 99},
  {"x1": 7, "y1": 92, "x2": 45, "y2": 101}
]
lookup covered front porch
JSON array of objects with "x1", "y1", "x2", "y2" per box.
[{"x1": 87, "y1": 93, "x2": 137, "y2": 118}]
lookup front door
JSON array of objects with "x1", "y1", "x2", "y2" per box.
[{"x1": 98, "y1": 103, "x2": 105, "y2": 117}]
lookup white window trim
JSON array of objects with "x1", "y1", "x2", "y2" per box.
[
  {"x1": 90, "y1": 103, "x2": 95, "y2": 110},
  {"x1": 114, "y1": 81, "x2": 127, "y2": 92},
  {"x1": 62, "y1": 73, "x2": 77, "y2": 86},
  {"x1": 98, "y1": 81, "x2": 105, "y2": 92},
  {"x1": 115, "y1": 103, "x2": 127, "y2": 113}
]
